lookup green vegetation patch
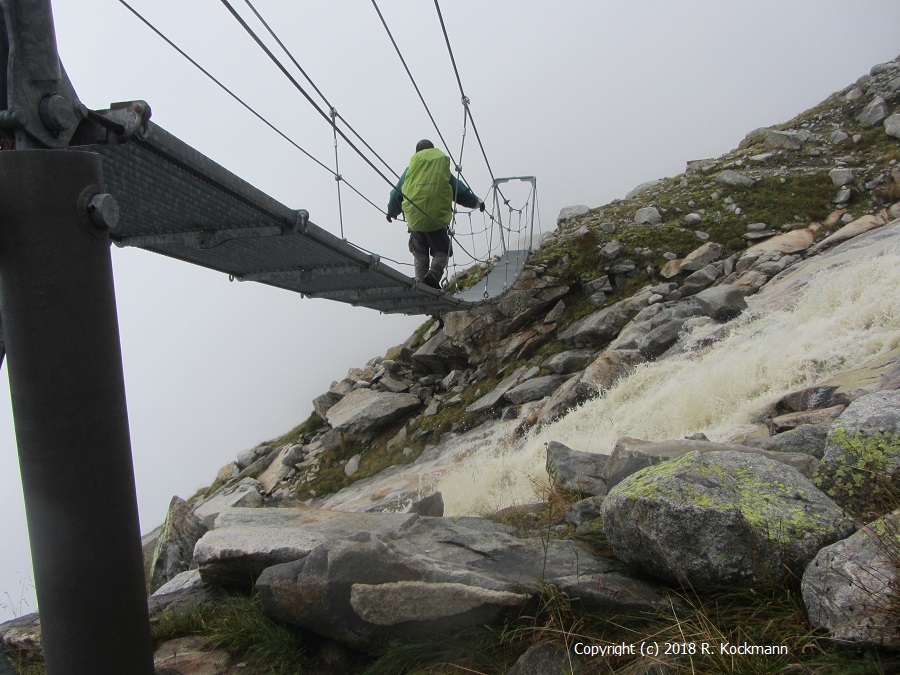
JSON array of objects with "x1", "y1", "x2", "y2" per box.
[
  {"x1": 152, "y1": 593, "x2": 313, "y2": 674},
  {"x1": 814, "y1": 429, "x2": 900, "y2": 521},
  {"x1": 275, "y1": 410, "x2": 328, "y2": 447}
]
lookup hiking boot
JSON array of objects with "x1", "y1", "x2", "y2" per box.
[{"x1": 422, "y1": 273, "x2": 441, "y2": 289}]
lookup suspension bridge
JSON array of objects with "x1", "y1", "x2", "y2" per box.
[{"x1": 0, "y1": 0, "x2": 540, "y2": 672}]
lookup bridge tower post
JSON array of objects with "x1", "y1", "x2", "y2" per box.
[{"x1": 0, "y1": 149, "x2": 154, "y2": 673}]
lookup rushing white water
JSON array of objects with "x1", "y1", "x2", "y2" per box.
[
  {"x1": 437, "y1": 223, "x2": 900, "y2": 517},
  {"x1": 323, "y1": 223, "x2": 900, "y2": 518}
]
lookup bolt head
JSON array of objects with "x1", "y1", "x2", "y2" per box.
[
  {"x1": 87, "y1": 193, "x2": 120, "y2": 231},
  {"x1": 40, "y1": 94, "x2": 77, "y2": 133}
]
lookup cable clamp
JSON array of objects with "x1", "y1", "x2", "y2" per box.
[
  {"x1": 461, "y1": 96, "x2": 470, "y2": 106},
  {"x1": 295, "y1": 209, "x2": 310, "y2": 234},
  {"x1": 334, "y1": 174, "x2": 342, "y2": 182}
]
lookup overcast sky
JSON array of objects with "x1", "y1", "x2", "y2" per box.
[{"x1": 2, "y1": 0, "x2": 899, "y2": 621}]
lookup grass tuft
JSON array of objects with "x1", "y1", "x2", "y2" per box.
[{"x1": 152, "y1": 593, "x2": 308, "y2": 674}]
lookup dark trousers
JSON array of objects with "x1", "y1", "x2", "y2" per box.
[{"x1": 409, "y1": 228, "x2": 452, "y2": 281}]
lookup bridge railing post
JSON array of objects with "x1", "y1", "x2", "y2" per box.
[{"x1": 0, "y1": 149, "x2": 154, "y2": 673}]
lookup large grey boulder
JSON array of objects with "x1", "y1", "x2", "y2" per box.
[
  {"x1": 257, "y1": 445, "x2": 295, "y2": 494},
  {"x1": 148, "y1": 570, "x2": 221, "y2": 624},
  {"x1": 692, "y1": 284, "x2": 748, "y2": 321},
  {"x1": 634, "y1": 206, "x2": 663, "y2": 225},
  {"x1": 543, "y1": 349, "x2": 596, "y2": 374},
  {"x1": 759, "y1": 425, "x2": 829, "y2": 459},
  {"x1": 634, "y1": 301, "x2": 705, "y2": 358},
  {"x1": 192, "y1": 477, "x2": 263, "y2": 529},
  {"x1": 0, "y1": 613, "x2": 41, "y2": 663},
  {"x1": 312, "y1": 391, "x2": 343, "y2": 418},
  {"x1": 235, "y1": 444, "x2": 273, "y2": 470},
  {"x1": 716, "y1": 170, "x2": 756, "y2": 189},
  {"x1": 553, "y1": 572, "x2": 671, "y2": 616},
  {"x1": 194, "y1": 507, "x2": 418, "y2": 587},
  {"x1": 325, "y1": 388, "x2": 421, "y2": 435},
  {"x1": 545, "y1": 441, "x2": 608, "y2": 496},
  {"x1": 886, "y1": 113, "x2": 900, "y2": 140},
  {"x1": 814, "y1": 391, "x2": 900, "y2": 512},
  {"x1": 559, "y1": 295, "x2": 647, "y2": 348},
  {"x1": 602, "y1": 437, "x2": 819, "y2": 491},
  {"x1": 602, "y1": 451, "x2": 854, "y2": 586},
  {"x1": 411, "y1": 330, "x2": 469, "y2": 375},
  {"x1": 149, "y1": 496, "x2": 208, "y2": 593},
  {"x1": 761, "y1": 129, "x2": 803, "y2": 150},
  {"x1": 680, "y1": 242, "x2": 725, "y2": 272},
  {"x1": 557, "y1": 205, "x2": 590, "y2": 224},
  {"x1": 802, "y1": 512, "x2": 900, "y2": 647},
  {"x1": 256, "y1": 516, "x2": 615, "y2": 652},
  {"x1": 466, "y1": 365, "x2": 528, "y2": 413},
  {"x1": 856, "y1": 95, "x2": 889, "y2": 126},
  {"x1": 625, "y1": 179, "x2": 662, "y2": 200},
  {"x1": 680, "y1": 263, "x2": 721, "y2": 295},
  {"x1": 504, "y1": 374, "x2": 569, "y2": 405}
]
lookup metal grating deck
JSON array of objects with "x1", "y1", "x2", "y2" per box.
[{"x1": 86, "y1": 123, "x2": 511, "y2": 315}]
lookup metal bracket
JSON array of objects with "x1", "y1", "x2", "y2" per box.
[
  {"x1": 0, "y1": 0, "x2": 88, "y2": 148},
  {"x1": 293, "y1": 209, "x2": 310, "y2": 234},
  {"x1": 88, "y1": 100, "x2": 152, "y2": 144}
]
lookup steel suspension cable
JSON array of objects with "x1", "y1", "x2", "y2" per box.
[
  {"x1": 239, "y1": 0, "x2": 400, "y2": 181},
  {"x1": 330, "y1": 107, "x2": 345, "y2": 238},
  {"x1": 369, "y1": 0, "x2": 455, "y2": 163},
  {"x1": 371, "y1": 0, "x2": 491, "y2": 224},
  {"x1": 433, "y1": 0, "x2": 498, "y2": 185},
  {"x1": 219, "y1": 0, "x2": 449, "y2": 231},
  {"x1": 115, "y1": 0, "x2": 385, "y2": 214},
  {"x1": 218, "y1": 0, "x2": 402, "y2": 193}
]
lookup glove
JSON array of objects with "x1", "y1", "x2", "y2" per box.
[
  {"x1": 386, "y1": 215, "x2": 393, "y2": 223},
  {"x1": 478, "y1": 200, "x2": 486, "y2": 212}
]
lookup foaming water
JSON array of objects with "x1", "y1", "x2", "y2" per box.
[{"x1": 439, "y1": 230, "x2": 900, "y2": 517}]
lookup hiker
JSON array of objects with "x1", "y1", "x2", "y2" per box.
[{"x1": 386, "y1": 139, "x2": 484, "y2": 289}]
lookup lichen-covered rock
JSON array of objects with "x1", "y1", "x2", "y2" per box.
[
  {"x1": 149, "y1": 496, "x2": 208, "y2": 593},
  {"x1": 602, "y1": 451, "x2": 855, "y2": 586},
  {"x1": 802, "y1": 512, "x2": 900, "y2": 647},
  {"x1": 814, "y1": 391, "x2": 900, "y2": 515}
]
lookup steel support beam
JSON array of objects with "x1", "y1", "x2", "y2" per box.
[{"x1": 0, "y1": 150, "x2": 154, "y2": 673}]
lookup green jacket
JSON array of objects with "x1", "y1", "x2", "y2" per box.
[{"x1": 387, "y1": 148, "x2": 480, "y2": 232}]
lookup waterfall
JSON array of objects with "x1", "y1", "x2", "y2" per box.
[{"x1": 438, "y1": 225, "x2": 900, "y2": 517}]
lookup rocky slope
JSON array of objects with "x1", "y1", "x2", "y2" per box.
[{"x1": 3, "y1": 56, "x2": 900, "y2": 674}]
